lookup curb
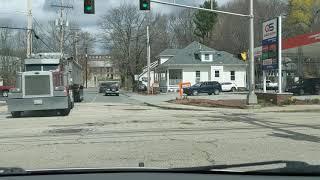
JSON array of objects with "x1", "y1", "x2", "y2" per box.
[
  {"x1": 266, "y1": 109, "x2": 320, "y2": 113},
  {"x1": 143, "y1": 102, "x2": 213, "y2": 111}
]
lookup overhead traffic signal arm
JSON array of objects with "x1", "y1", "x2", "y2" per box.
[
  {"x1": 140, "y1": 0, "x2": 150, "y2": 10},
  {"x1": 84, "y1": 0, "x2": 95, "y2": 14}
]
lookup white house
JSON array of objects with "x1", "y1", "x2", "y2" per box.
[{"x1": 155, "y1": 41, "x2": 248, "y2": 92}]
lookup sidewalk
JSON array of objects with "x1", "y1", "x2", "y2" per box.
[{"x1": 123, "y1": 92, "x2": 320, "y2": 113}]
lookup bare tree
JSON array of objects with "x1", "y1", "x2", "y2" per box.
[
  {"x1": 168, "y1": 9, "x2": 198, "y2": 48},
  {"x1": 99, "y1": 3, "x2": 149, "y2": 89}
]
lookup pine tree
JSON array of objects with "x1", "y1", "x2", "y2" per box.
[{"x1": 193, "y1": 0, "x2": 218, "y2": 44}]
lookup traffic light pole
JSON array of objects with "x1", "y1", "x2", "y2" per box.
[{"x1": 247, "y1": 0, "x2": 258, "y2": 104}]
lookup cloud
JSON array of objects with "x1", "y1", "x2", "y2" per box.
[
  {"x1": 3, "y1": 0, "x2": 231, "y2": 53},
  {"x1": 3, "y1": 0, "x2": 231, "y2": 27}
]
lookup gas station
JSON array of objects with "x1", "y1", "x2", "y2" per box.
[{"x1": 255, "y1": 28, "x2": 320, "y2": 93}]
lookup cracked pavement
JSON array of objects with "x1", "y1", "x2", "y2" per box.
[{"x1": 0, "y1": 89, "x2": 320, "y2": 170}]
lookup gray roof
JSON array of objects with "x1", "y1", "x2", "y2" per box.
[
  {"x1": 161, "y1": 41, "x2": 246, "y2": 66},
  {"x1": 159, "y1": 49, "x2": 179, "y2": 56}
]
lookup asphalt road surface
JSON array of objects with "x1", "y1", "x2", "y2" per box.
[
  {"x1": 83, "y1": 88, "x2": 141, "y2": 104},
  {"x1": 0, "y1": 89, "x2": 320, "y2": 171}
]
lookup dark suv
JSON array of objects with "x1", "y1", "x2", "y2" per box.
[
  {"x1": 183, "y1": 81, "x2": 222, "y2": 96},
  {"x1": 287, "y1": 78, "x2": 320, "y2": 95}
]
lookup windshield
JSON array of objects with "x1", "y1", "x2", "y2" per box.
[
  {"x1": 1, "y1": 0, "x2": 320, "y2": 175},
  {"x1": 192, "y1": 83, "x2": 201, "y2": 87}
]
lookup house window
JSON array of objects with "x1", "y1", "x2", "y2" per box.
[
  {"x1": 231, "y1": 71, "x2": 235, "y2": 81},
  {"x1": 215, "y1": 70, "x2": 220, "y2": 78},
  {"x1": 205, "y1": 54, "x2": 210, "y2": 60},
  {"x1": 196, "y1": 71, "x2": 200, "y2": 83}
]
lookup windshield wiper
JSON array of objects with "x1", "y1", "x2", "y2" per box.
[
  {"x1": 0, "y1": 167, "x2": 26, "y2": 175},
  {"x1": 171, "y1": 160, "x2": 320, "y2": 175},
  {"x1": 1, "y1": 161, "x2": 320, "y2": 176}
]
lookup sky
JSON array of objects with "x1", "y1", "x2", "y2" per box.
[{"x1": 1, "y1": 0, "x2": 231, "y2": 53}]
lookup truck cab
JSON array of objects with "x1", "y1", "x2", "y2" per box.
[{"x1": 7, "y1": 53, "x2": 83, "y2": 118}]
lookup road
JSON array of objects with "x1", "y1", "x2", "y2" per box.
[{"x1": 0, "y1": 88, "x2": 320, "y2": 170}]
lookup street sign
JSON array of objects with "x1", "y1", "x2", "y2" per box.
[{"x1": 262, "y1": 18, "x2": 279, "y2": 70}]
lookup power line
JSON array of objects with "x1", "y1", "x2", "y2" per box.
[
  {"x1": 0, "y1": 26, "x2": 30, "y2": 31},
  {"x1": 32, "y1": 16, "x2": 52, "y2": 37},
  {"x1": 0, "y1": 10, "x2": 27, "y2": 15},
  {"x1": 0, "y1": 26, "x2": 55, "y2": 52},
  {"x1": 34, "y1": 35, "x2": 56, "y2": 52}
]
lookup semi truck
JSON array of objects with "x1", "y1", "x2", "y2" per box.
[{"x1": 7, "y1": 53, "x2": 84, "y2": 117}]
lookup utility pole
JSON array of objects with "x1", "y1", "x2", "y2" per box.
[
  {"x1": 146, "y1": 12, "x2": 151, "y2": 94},
  {"x1": 75, "y1": 32, "x2": 78, "y2": 62},
  {"x1": 27, "y1": 0, "x2": 33, "y2": 58},
  {"x1": 70, "y1": 28, "x2": 80, "y2": 62},
  {"x1": 59, "y1": 0, "x2": 64, "y2": 59},
  {"x1": 52, "y1": 0, "x2": 73, "y2": 59},
  {"x1": 278, "y1": 16, "x2": 282, "y2": 93},
  {"x1": 147, "y1": 25, "x2": 151, "y2": 94},
  {"x1": 211, "y1": 0, "x2": 213, "y2": 9},
  {"x1": 247, "y1": 0, "x2": 258, "y2": 105},
  {"x1": 85, "y1": 47, "x2": 88, "y2": 88}
]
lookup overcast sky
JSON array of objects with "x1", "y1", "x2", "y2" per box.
[{"x1": 1, "y1": 0, "x2": 231, "y2": 53}]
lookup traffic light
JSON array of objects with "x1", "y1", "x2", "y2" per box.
[
  {"x1": 84, "y1": 0, "x2": 95, "y2": 14},
  {"x1": 140, "y1": 0, "x2": 150, "y2": 10},
  {"x1": 238, "y1": 52, "x2": 247, "y2": 61}
]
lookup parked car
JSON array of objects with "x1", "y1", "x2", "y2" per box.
[
  {"x1": 98, "y1": 83, "x2": 109, "y2": 93},
  {"x1": 287, "y1": 78, "x2": 320, "y2": 95},
  {"x1": 137, "y1": 81, "x2": 147, "y2": 92},
  {"x1": 221, "y1": 82, "x2": 237, "y2": 92},
  {"x1": 183, "y1": 81, "x2": 222, "y2": 96},
  {"x1": 0, "y1": 85, "x2": 14, "y2": 97},
  {"x1": 255, "y1": 80, "x2": 278, "y2": 90},
  {"x1": 105, "y1": 82, "x2": 120, "y2": 96},
  {"x1": 266, "y1": 80, "x2": 278, "y2": 90}
]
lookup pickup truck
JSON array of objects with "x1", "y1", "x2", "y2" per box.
[
  {"x1": 0, "y1": 86, "x2": 14, "y2": 97},
  {"x1": 255, "y1": 80, "x2": 278, "y2": 90},
  {"x1": 266, "y1": 80, "x2": 278, "y2": 90}
]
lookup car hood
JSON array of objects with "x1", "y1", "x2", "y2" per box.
[{"x1": 2, "y1": 160, "x2": 320, "y2": 176}]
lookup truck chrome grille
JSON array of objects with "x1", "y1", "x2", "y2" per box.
[{"x1": 24, "y1": 75, "x2": 51, "y2": 96}]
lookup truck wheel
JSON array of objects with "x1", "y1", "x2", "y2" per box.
[
  {"x1": 231, "y1": 87, "x2": 237, "y2": 92},
  {"x1": 2, "y1": 90, "x2": 9, "y2": 97},
  {"x1": 60, "y1": 108, "x2": 70, "y2": 116},
  {"x1": 299, "y1": 89, "x2": 304, "y2": 96},
  {"x1": 11, "y1": 111, "x2": 22, "y2": 118},
  {"x1": 74, "y1": 94, "x2": 79, "y2": 102}
]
